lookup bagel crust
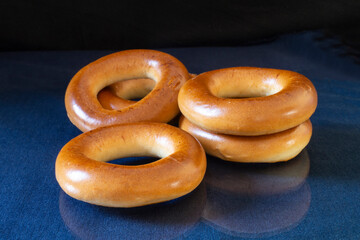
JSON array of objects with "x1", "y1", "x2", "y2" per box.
[
  {"x1": 179, "y1": 116, "x2": 312, "y2": 163},
  {"x1": 178, "y1": 67, "x2": 317, "y2": 136},
  {"x1": 65, "y1": 49, "x2": 190, "y2": 132},
  {"x1": 55, "y1": 122, "x2": 206, "y2": 207}
]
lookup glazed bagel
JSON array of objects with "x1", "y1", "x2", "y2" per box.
[
  {"x1": 178, "y1": 67, "x2": 317, "y2": 136},
  {"x1": 179, "y1": 116, "x2": 312, "y2": 163},
  {"x1": 98, "y1": 74, "x2": 197, "y2": 110},
  {"x1": 65, "y1": 49, "x2": 190, "y2": 132},
  {"x1": 55, "y1": 122, "x2": 206, "y2": 208}
]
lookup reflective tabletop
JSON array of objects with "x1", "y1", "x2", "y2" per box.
[{"x1": 0, "y1": 31, "x2": 359, "y2": 239}]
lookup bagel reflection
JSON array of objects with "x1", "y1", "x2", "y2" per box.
[
  {"x1": 59, "y1": 182, "x2": 206, "y2": 240},
  {"x1": 202, "y1": 150, "x2": 311, "y2": 237},
  {"x1": 205, "y1": 150, "x2": 310, "y2": 196}
]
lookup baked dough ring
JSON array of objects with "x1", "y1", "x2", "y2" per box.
[
  {"x1": 55, "y1": 122, "x2": 206, "y2": 207},
  {"x1": 65, "y1": 49, "x2": 190, "y2": 132},
  {"x1": 179, "y1": 116, "x2": 312, "y2": 163},
  {"x1": 178, "y1": 67, "x2": 317, "y2": 136},
  {"x1": 98, "y1": 74, "x2": 197, "y2": 110}
]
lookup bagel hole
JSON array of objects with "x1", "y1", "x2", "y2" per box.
[
  {"x1": 83, "y1": 131, "x2": 176, "y2": 165},
  {"x1": 209, "y1": 71, "x2": 284, "y2": 99},
  {"x1": 109, "y1": 78, "x2": 156, "y2": 101},
  {"x1": 98, "y1": 78, "x2": 157, "y2": 109},
  {"x1": 214, "y1": 80, "x2": 283, "y2": 98},
  {"x1": 108, "y1": 156, "x2": 160, "y2": 166}
]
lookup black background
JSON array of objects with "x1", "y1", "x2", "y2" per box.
[{"x1": 1, "y1": 0, "x2": 360, "y2": 51}]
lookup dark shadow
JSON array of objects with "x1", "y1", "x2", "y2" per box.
[
  {"x1": 307, "y1": 124, "x2": 360, "y2": 181},
  {"x1": 316, "y1": 22, "x2": 360, "y2": 65},
  {"x1": 108, "y1": 156, "x2": 160, "y2": 166}
]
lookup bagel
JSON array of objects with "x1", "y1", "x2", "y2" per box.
[
  {"x1": 55, "y1": 122, "x2": 207, "y2": 208},
  {"x1": 98, "y1": 74, "x2": 196, "y2": 110},
  {"x1": 179, "y1": 116, "x2": 312, "y2": 163},
  {"x1": 178, "y1": 67, "x2": 317, "y2": 136},
  {"x1": 65, "y1": 49, "x2": 190, "y2": 132}
]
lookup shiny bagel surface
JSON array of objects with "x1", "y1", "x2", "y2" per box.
[
  {"x1": 65, "y1": 49, "x2": 190, "y2": 132},
  {"x1": 178, "y1": 67, "x2": 317, "y2": 136},
  {"x1": 179, "y1": 116, "x2": 312, "y2": 163},
  {"x1": 55, "y1": 122, "x2": 207, "y2": 208}
]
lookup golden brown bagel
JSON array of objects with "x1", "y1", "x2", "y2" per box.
[
  {"x1": 65, "y1": 49, "x2": 190, "y2": 132},
  {"x1": 179, "y1": 116, "x2": 312, "y2": 163},
  {"x1": 98, "y1": 74, "x2": 196, "y2": 110},
  {"x1": 178, "y1": 67, "x2": 317, "y2": 136},
  {"x1": 55, "y1": 122, "x2": 207, "y2": 208}
]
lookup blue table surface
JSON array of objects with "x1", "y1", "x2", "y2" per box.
[{"x1": 0, "y1": 32, "x2": 359, "y2": 240}]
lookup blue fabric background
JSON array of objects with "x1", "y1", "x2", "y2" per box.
[{"x1": 0, "y1": 32, "x2": 359, "y2": 239}]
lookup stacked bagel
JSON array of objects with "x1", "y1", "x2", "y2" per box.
[{"x1": 178, "y1": 67, "x2": 317, "y2": 163}]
